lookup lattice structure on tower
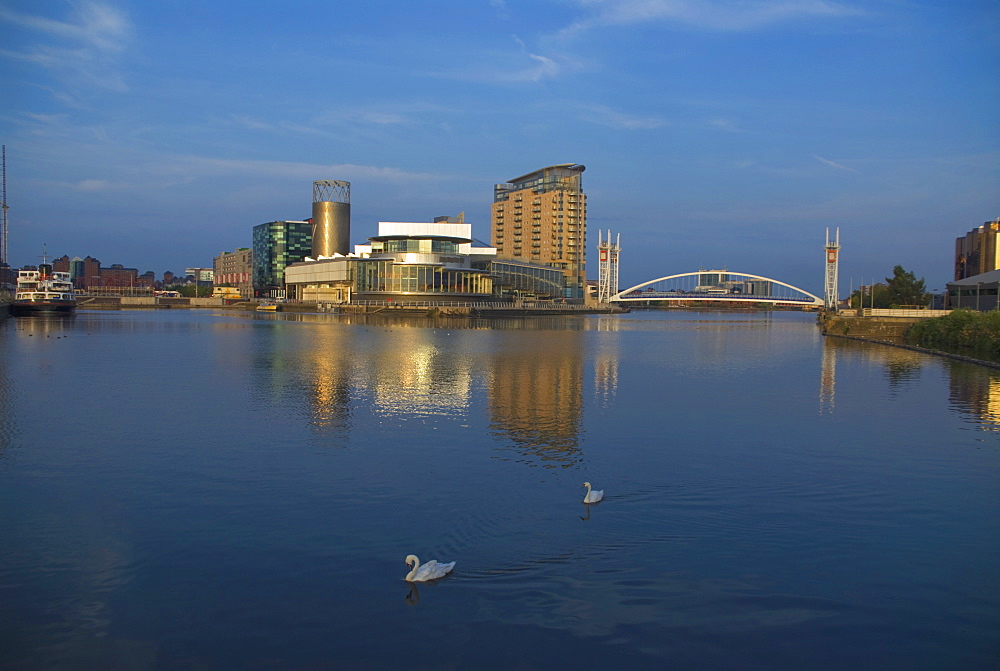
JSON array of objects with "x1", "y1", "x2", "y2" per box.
[
  {"x1": 597, "y1": 230, "x2": 620, "y2": 303},
  {"x1": 1, "y1": 145, "x2": 8, "y2": 267},
  {"x1": 825, "y1": 227, "x2": 840, "y2": 310}
]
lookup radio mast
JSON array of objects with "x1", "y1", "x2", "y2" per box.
[{"x1": 1, "y1": 145, "x2": 7, "y2": 266}]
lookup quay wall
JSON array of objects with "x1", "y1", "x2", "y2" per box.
[{"x1": 819, "y1": 313, "x2": 920, "y2": 341}]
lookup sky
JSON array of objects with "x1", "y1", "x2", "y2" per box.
[{"x1": 1, "y1": 0, "x2": 997, "y2": 294}]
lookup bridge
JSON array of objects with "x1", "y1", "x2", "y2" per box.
[{"x1": 609, "y1": 270, "x2": 824, "y2": 308}]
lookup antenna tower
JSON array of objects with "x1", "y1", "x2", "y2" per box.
[{"x1": 1, "y1": 145, "x2": 7, "y2": 266}]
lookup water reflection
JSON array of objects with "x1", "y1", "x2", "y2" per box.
[
  {"x1": 0, "y1": 320, "x2": 15, "y2": 456},
  {"x1": 947, "y1": 363, "x2": 1000, "y2": 431},
  {"x1": 405, "y1": 583, "x2": 420, "y2": 606},
  {"x1": 487, "y1": 330, "x2": 585, "y2": 468},
  {"x1": 822, "y1": 335, "x2": 1000, "y2": 430},
  {"x1": 819, "y1": 340, "x2": 836, "y2": 415}
]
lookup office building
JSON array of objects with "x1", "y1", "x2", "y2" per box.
[
  {"x1": 955, "y1": 217, "x2": 1000, "y2": 280},
  {"x1": 213, "y1": 248, "x2": 253, "y2": 298},
  {"x1": 252, "y1": 220, "x2": 312, "y2": 296},
  {"x1": 492, "y1": 164, "x2": 587, "y2": 301}
]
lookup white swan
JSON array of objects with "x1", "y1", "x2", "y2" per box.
[
  {"x1": 404, "y1": 554, "x2": 455, "y2": 582},
  {"x1": 582, "y1": 481, "x2": 604, "y2": 503}
]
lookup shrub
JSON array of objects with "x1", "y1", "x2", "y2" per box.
[{"x1": 907, "y1": 310, "x2": 1000, "y2": 354}]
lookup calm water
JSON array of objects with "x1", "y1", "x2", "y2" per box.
[{"x1": 1, "y1": 309, "x2": 998, "y2": 670}]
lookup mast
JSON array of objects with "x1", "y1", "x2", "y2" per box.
[
  {"x1": 824, "y1": 227, "x2": 840, "y2": 310},
  {"x1": 1, "y1": 145, "x2": 7, "y2": 266}
]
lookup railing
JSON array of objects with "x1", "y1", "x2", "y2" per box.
[
  {"x1": 861, "y1": 309, "x2": 952, "y2": 318},
  {"x1": 314, "y1": 299, "x2": 600, "y2": 312},
  {"x1": 619, "y1": 292, "x2": 816, "y2": 303}
]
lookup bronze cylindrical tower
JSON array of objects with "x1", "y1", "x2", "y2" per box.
[{"x1": 311, "y1": 180, "x2": 351, "y2": 257}]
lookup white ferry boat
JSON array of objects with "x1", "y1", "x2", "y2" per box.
[{"x1": 12, "y1": 262, "x2": 77, "y2": 316}]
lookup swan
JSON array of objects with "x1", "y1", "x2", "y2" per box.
[
  {"x1": 404, "y1": 554, "x2": 455, "y2": 582},
  {"x1": 582, "y1": 481, "x2": 604, "y2": 503}
]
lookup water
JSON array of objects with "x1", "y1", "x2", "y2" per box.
[{"x1": 1, "y1": 309, "x2": 998, "y2": 670}]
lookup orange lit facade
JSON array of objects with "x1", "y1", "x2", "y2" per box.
[{"x1": 491, "y1": 164, "x2": 587, "y2": 300}]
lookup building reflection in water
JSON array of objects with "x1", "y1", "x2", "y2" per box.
[
  {"x1": 947, "y1": 362, "x2": 1000, "y2": 431},
  {"x1": 304, "y1": 329, "x2": 354, "y2": 434},
  {"x1": 591, "y1": 313, "x2": 623, "y2": 408},
  {"x1": 365, "y1": 326, "x2": 472, "y2": 419},
  {"x1": 487, "y1": 329, "x2": 585, "y2": 468},
  {"x1": 821, "y1": 335, "x2": 1000, "y2": 431}
]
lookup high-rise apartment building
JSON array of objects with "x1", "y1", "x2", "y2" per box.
[
  {"x1": 252, "y1": 220, "x2": 312, "y2": 296},
  {"x1": 491, "y1": 164, "x2": 587, "y2": 300},
  {"x1": 956, "y1": 217, "x2": 1000, "y2": 280}
]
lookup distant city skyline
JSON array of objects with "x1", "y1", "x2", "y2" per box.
[{"x1": 1, "y1": 0, "x2": 997, "y2": 295}]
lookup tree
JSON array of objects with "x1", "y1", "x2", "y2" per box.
[
  {"x1": 849, "y1": 283, "x2": 891, "y2": 309},
  {"x1": 885, "y1": 265, "x2": 927, "y2": 307}
]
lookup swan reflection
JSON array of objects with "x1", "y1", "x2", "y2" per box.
[{"x1": 405, "y1": 583, "x2": 420, "y2": 606}]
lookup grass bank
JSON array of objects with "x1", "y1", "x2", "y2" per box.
[{"x1": 907, "y1": 310, "x2": 1000, "y2": 356}]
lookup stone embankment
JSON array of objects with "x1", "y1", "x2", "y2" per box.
[
  {"x1": 819, "y1": 312, "x2": 919, "y2": 342},
  {"x1": 819, "y1": 310, "x2": 1000, "y2": 370}
]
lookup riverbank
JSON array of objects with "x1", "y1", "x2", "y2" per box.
[{"x1": 820, "y1": 310, "x2": 1000, "y2": 369}]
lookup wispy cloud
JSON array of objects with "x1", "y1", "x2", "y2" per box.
[
  {"x1": 490, "y1": 0, "x2": 510, "y2": 20},
  {"x1": 0, "y1": 2, "x2": 132, "y2": 93},
  {"x1": 163, "y1": 156, "x2": 438, "y2": 184},
  {"x1": 707, "y1": 117, "x2": 741, "y2": 132},
  {"x1": 0, "y1": 2, "x2": 130, "y2": 52},
  {"x1": 558, "y1": 0, "x2": 866, "y2": 37},
  {"x1": 578, "y1": 104, "x2": 668, "y2": 130},
  {"x1": 814, "y1": 154, "x2": 860, "y2": 173},
  {"x1": 74, "y1": 179, "x2": 118, "y2": 192},
  {"x1": 430, "y1": 35, "x2": 566, "y2": 83}
]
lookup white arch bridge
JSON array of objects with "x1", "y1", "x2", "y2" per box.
[{"x1": 610, "y1": 270, "x2": 824, "y2": 308}]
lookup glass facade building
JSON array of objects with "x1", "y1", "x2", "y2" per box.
[
  {"x1": 252, "y1": 220, "x2": 312, "y2": 295},
  {"x1": 488, "y1": 259, "x2": 565, "y2": 299},
  {"x1": 354, "y1": 259, "x2": 492, "y2": 297}
]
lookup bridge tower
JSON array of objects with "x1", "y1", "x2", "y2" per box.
[
  {"x1": 597, "y1": 230, "x2": 620, "y2": 303},
  {"x1": 825, "y1": 227, "x2": 840, "y2": 310}
]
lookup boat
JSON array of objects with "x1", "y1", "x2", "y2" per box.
[
  {"x1": 12, "y1": 262, "x2": 77, "y2": 316},
  {"x1": 256, "y1": 300, "x2": 278, "y2": 312}
]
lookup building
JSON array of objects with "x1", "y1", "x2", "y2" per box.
[
  {"x1": 252, "y1": 220, "x2": 312, "y2": 296},
  {"x1": 492, "y1": 164, "x2": 587, "y2": 301},
  {"x1": 947, "y1": 269, "x2": 1000, "y2": 311},
  {"x1": 213, "y1": 248, "x2": 253, "y2": 298},
  {"x1": 285, "y1": 216, "x2": 567, "y2": 304},
  {"x1": 185, "y1": 268, "x2": 214, "y2": 283},
  {"x1": 312, "y1": 180, "x2": 351, "y2": 258},
  {"x1": 285, "y1": 216, "x2": 496, "y2": 303},
  {"x1": 955, "y1": 217, "x2": 1000, "y2": 280},
  {"x1": 52, "y1": 255, "x2": 100, "y2": 290}
]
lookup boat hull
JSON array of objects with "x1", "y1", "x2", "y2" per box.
[{"x1": 11, "y1": 300, "x2": 77, "y2": 316}]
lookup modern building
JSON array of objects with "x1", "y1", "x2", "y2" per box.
[
  {"x1": 955, "y1": 217, "x2": 1000, "y2": 280},
  {"x1": 492, "y1": 164, "x2": 587, "y2": 301},
  {"x1": 213, "y1": 248, "x2": 253, "y2": 298},
  {"x1": 252, "y1": 220, "x2": 312, "y2": 296},
  {"x1": 312, "y1": 180, "x2": 351, "y2": 258},
  {"x1": 285, "y1": 216, "x2": 496, "y2": 303},
  {"x1": 947, "y1": 269, "x2": 1000, "y2": 311}
]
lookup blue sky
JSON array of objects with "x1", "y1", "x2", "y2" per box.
[{"x1": 2, "y1": 0, "x2": 997, "y2": 293}]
